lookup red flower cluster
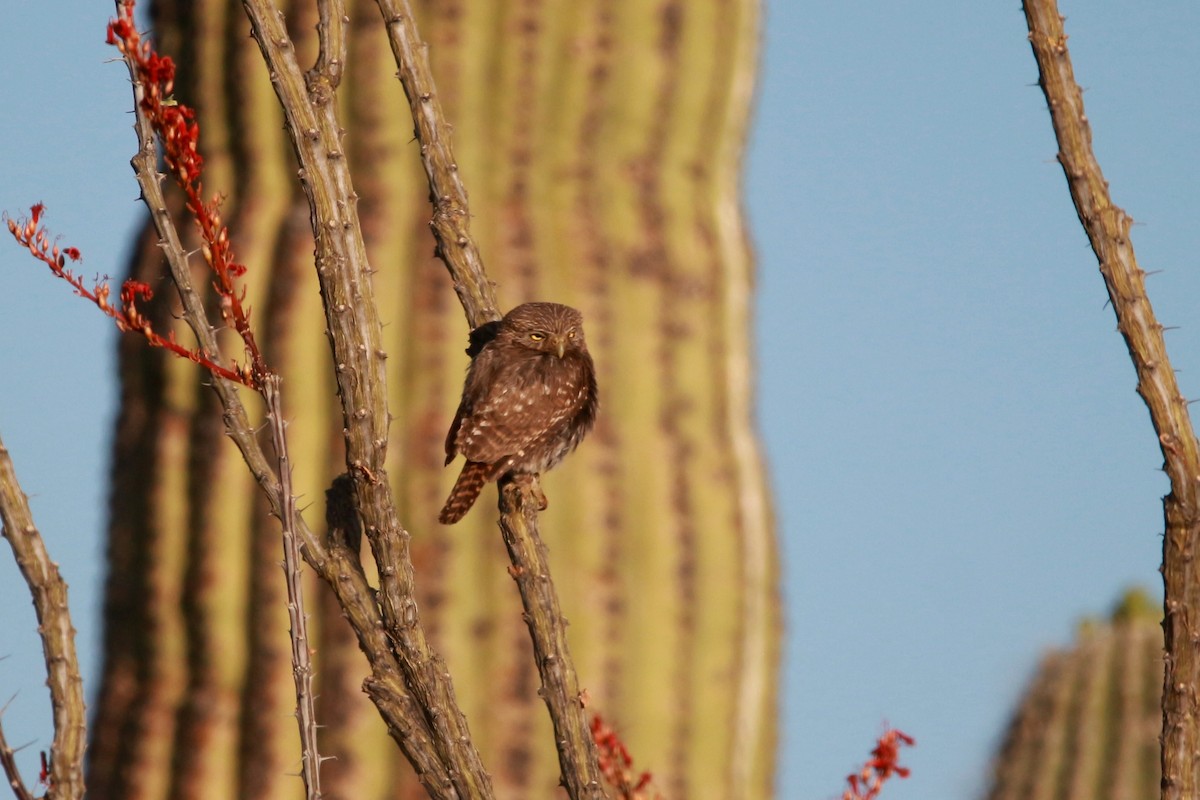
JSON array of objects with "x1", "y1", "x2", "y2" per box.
[
  {"x1": 591, "y1": 714, "x2": 659, "y2": 800},
  {"x1": 106, "y1": 0, "x2": 265, "y2": 385},
  {"x1": 6, "y1": 204, "x2": 250, "y2": 385},
  {"x1": 842, "y1": 728, "x2": 915, "y2": 800},
  {"x1": 106, "y1": 5, "x2": 201, "y2": 186}
]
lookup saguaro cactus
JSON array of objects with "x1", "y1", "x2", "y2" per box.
[
  {"x1": 87, "y1": 1, "x2": 780, "y2": 799},
  {"x1": 985, "y1": 590, "x2": 1162, "y2": 800}
]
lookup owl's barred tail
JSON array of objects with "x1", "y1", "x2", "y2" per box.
[{"x1": 439, "y1": 461, "x2": 491, "y2": 524}]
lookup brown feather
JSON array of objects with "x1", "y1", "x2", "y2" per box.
[{"x1": 438, "y1": 461, "x2": 491, "y2": 524}]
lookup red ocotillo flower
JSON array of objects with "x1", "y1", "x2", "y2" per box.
[{"x1": 842, "y1": 728, "x2": 915, "y2": 800}]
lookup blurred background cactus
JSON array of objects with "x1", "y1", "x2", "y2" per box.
[
  {"x1": 984, "y1": 588, "x2": 1162, "y2": 800},
  {"x1": 85, "y1": 1, "x2": 780, "y2": 799}
]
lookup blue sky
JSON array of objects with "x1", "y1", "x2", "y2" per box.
[{"x1": 1, "y1": 2, "x2": 1198, "y2": 798}]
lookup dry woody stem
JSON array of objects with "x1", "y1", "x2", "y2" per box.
[
  {"x1": 499, "y1": 481, "x2": 609, "y2": 799},
  {"x1": 265, "y1": 376, "x2": 324, "y2": 800},
  {"x1": 373, "y1": 2, "x2": 610, "y2": 796},
  {"x1": 0, "y1": 710, "x2": 37, "y2": 800},
  {"x1": 1023, "y1": 3, "x2": 1200, "y2": 798},
  {"x1": 0, "y1": 435, "x2": 87, "y2": 800},
  {"x1": 107, "y1": 2, "x2": 461, "y2": 796},
  {"x1": 109, "y1": 7, "x2": 322, "y2": 794},
  {"x1": 239, "y1": 0, "x2": 493, "y2": 795},
  {"x1": 373, "y1": 0, "x2": 500, "y2": 329}
]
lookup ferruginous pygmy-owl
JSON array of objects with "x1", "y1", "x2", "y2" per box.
[{"x1": 439, "y1": 302, "x2": 599, "y2": 524}]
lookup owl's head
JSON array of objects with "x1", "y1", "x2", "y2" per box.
[{"x1": 501, "y1": 302, "x2": 587, "y2": 358}]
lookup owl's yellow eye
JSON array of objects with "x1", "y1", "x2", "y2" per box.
[
  {"x1": 529, "y1": 332, "x2": 545, "y2": 342},
  {"x1": 567, "y1": 329, "x2": 576, "y2": 339}
]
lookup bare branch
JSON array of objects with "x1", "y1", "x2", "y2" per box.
[
  {"x1": 1022, "y1": 3, "x2": 1200, "y2": 797},
  {"x1": 373, "y1": 0, "x2": 500, "y2": 328},
  {"x1": 265, "y1": 376, "x2": 324, "y2": 800},
  {"x1": 309, "y1": 0, "x2": 347, "y2": 91},
  {"x1": 0, "y1": 436, "x2": 86, "y2": 800},
  {"x1": 237, "y1": 0, "x2": 493, "y2": 795},
  {"x1": 370, "y1": 3, "x2": 610, "y2": 796},
  {"x1": 109, "y1": 4, "x2": 460, "y2": 792},
  {"x1": 0, "y1": 710, "x2": 35, "y2": 800},
  {"x1": 498, "y1": 480, "x2": 609, "y2": 800}
]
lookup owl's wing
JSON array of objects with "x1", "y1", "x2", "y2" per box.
[
  {"x1": 443, "y1": 402, "x2": 466, "y2": 466},
  {"x1": 445, "y1": 345, "x2": 500, "y2": 464},
  {"x1": 453, "y1": 367, "x2": 553, "y2": 465}
]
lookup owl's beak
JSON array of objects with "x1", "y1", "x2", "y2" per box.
[{"x1": 554, "y1": 337, "x2": 566, "y2": 359}]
